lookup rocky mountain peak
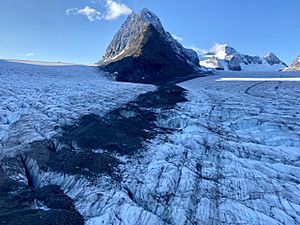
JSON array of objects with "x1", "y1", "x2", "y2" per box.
[
  {"x1": 100, "y1": 9, "x2": 164, "y2": 64},
  {"x1": 264, "y1": 52, "x2": 287, "y2": 66},
  {"x1": 139, "y1": 8, "x2": 163, "y2": 28},
  {"x1": 99, "y1": 9, "x2": 200, "y2": 84}
]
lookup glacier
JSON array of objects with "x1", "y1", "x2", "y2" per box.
[
  {"x1": 1, "y1": 59, "x2": 300, "y2": 225},
  {"x1": 0, "y1": 59, "x2": 155, "y2": 159}
]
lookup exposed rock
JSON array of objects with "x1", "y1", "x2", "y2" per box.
[
  {"x1": 99, "y1": 9, "x2": 200, "y2": 84},
  {"x1": 264, "y1": 52, "x2": 287, "y2": 66},
  {"x1": 284, "y1": 55, "x2": 300, "y2": 71}
]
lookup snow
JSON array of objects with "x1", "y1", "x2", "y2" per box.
[
  {"x1": 217, "y1": 77, "x2": 300, "y2": 81},
  {"x1": 199, "y1": 44, "x2": 287, "y2": 72},
  {"x1": 240, "y1": 62, "x2": 286, "y2": 72},
  {"x1": 102, "y1": 49, "x2": 126, "y2": 62},
  {"x1": 0, "y1": 59, "x2": 155, "y2": 159},
  {"x1": 4, "y1": 59, "x2": 94, "y2": 66},
  {"x1": 213, "y1": 44, "x2": 235, "y2": 59}
]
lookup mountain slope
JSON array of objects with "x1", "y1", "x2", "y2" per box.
[
  {"x1": 99, "y1": 9, "x2": 200, "y2": 84},
  {"x1": 284, "y1": 55, "x2": 300, "y2": 71},
  {"x1": 199, "y1": 44, "x2": 287, "y2": 71}
]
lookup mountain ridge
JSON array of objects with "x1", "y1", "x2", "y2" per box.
[{"x1": 199, "y1": 44, "x2": 287, "y2": 71}]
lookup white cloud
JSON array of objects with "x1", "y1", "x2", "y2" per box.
[
  {"x1": 23, "y1": 53, "x2": 34, "y2": 57},
  {"x1": 66, "y1": 0, "x2": 131, "y2": 22},
  {"x1": 171, "y1": 34, "x2": 184, "y2": 42},
  {"x1": 66, "y1": 6, "x2": 102, "y2": 21},
  {"x1": 104, "y1": 0, "x2": 132, "y2": 20}
]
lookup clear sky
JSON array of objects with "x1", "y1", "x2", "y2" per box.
[{"x1": 0, "y1": 0, "x2": 299, "y2": 64}]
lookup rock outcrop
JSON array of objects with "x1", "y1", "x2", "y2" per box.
[
  {"x1": 284, "y1": 56, "x2": 300, "y2": 71},
  {"x1": 99, "y1": 9, "x2": 200, "y2": 84}
]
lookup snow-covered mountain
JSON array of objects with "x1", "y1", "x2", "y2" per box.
[
  {"x1": 199, "y1": 44, "x2": 287, "y2": 71},
  {"x1": 284, "y1": 55, "x2": 300, "y2": 71},
  {"x1": 99, "y1": 9, "x2": 200, "y2": 84}
]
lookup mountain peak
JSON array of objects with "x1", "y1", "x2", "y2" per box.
[
  {"x1": 140, "y1": 8, "x2": 157, "y2": 17},
  {"x1": 132, "y1": 8, "x2": 163, "y2": 31},
  {"x1": 100, "y1": 9, "x2": 164, "y2": 65},
  {"x1": 99, "y1": 9, "x2": 200, "y2": 84},
  {"x1": 211, "y1": 44, "x2": 238, "y2": 59},
  {"x1": 264, "y1": 52, "x2": 287, "y2": 66},
  {"x1": 265, "y1": 52, "x2": 276, "y2": 57}
]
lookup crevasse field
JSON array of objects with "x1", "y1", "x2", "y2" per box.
[
  {"x1": 0, "y1": 60, "x2": 155, "y2": 158},
  {"x1": 1, "y1": 59, "x2": 300, "y2": 225}
]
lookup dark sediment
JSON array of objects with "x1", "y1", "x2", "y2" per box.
[
  {"x1": 25, "y1": 85, "x2": 188, "y2": 178},
  {"x1": 0, "y1": 158, "x2": 84, "y2": 225}
]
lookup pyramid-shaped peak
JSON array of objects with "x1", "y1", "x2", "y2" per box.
[
  {"x1": 99, "y1": 8, "x2": 200, "y2": 83},
  {"x1": 264, "y1": 52, "x2": 279, "y2": 60},
  {"x1": 264, "y1": 52, "x2": 286, "y2": 66},
  {"x1": 265, "y1": 52, "x2": 276, "y2": 56},
  {"x1": 264, "y1": 52, "x2": 279, "y2": 59},
  {"x1": 101, "y1": 9, "x2": 164, "y2": 64}
]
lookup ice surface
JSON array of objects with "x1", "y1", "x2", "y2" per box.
[
  {"x1": 119, "y1": 71, "x2": 300, "y2": 224},
  {"x1": 0, "y1": 59, "x2": 155, "y2": 158},
  {"x1": 1, "y1": 60, "x2": 300, "y2": 225}
]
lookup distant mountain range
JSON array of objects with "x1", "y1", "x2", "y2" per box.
[{"x1": 199, "y1": 44, "x2": 287, "y2": 71}]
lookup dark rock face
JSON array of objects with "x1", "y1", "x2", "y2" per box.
[
  {"x1": 264, "y1": 52, "x2": 287, "y2": 66},
  {"x1": 99, "y1": 9, "x2": 200, "y2": 84},
  {"x1": 284, "y1": 56, "x2": 300, "y2": 71},
  {"x1": 226, "y1": 55, "x2": 242, "y2": 71}
]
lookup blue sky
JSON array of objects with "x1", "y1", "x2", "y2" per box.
[{"x1": 0, "y1": 0, "x2": 299, "y2": 64}]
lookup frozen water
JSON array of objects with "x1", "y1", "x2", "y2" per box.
[
  {"x1": 0, "y1": 59, "x2": 155, "y2": 159},
  {"x1": 1, "y1": 60, "x2": 300, "y2": 225}
]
